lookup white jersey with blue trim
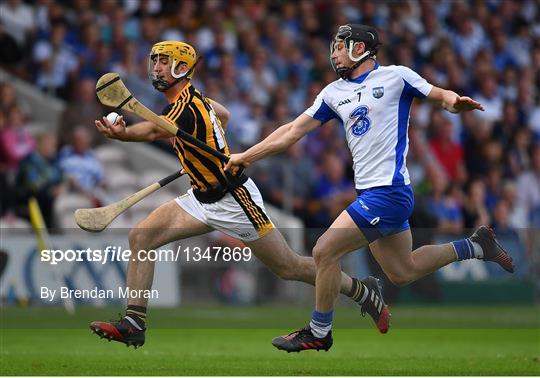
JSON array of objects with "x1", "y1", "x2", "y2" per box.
[{"x1": 305, "y1": 64, "x2": 433, "y2": 190}]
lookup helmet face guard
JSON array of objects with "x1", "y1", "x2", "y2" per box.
[
  {"x1": 330, "y1": 24, "x2": 381, "y2": 80},
  {"x1": 148, "y1": 41, "x2": 197, "y2": 92},
  {"x1": 148, "y1": 54, "x2": 190, "y2": 92}
]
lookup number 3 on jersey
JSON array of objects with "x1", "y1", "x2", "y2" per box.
[{"x1": 349, "y1": 105, "x2": 371, "y2": 137}]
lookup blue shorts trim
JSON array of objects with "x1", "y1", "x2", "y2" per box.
[{"x1": 346, "y1": 185, "x2": 414, "y2": 243}]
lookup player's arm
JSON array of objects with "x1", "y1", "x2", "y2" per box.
[
  {"x1": 224, "y1": 114, "x2": 321, "y2": 173},
  {"x1": 427, "y1": 86, "x2": 484, "y2": 113},
  {"x1": 95, "y1": 117, "x2": 173, "y2": 142},
  {"x1": 208, "y1": 98, "x2": 230, "y2": 130}
]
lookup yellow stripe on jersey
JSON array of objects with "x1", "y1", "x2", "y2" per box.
[
  {"x1": 231, "y1": 186, "x2": 273, "y2": 237},
  {"x1": 163, "y1": 84, "x2": 231, "y2": 191},
  {"x1": 167, "y1": 102, "x2": 184, "y2": 123},
  {"x1": 241, "y1": 186, "x2": 273, "y2": 235},
  {"x1": 171, "y1": 142, "x2": 207, "y2": 188},
  {"x1": 237, "y1": 187, "x2": 266, "y2": 228}
]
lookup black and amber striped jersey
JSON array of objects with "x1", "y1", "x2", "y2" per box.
[{"x1": 161, "y1": 83, "x2": 230, "y2": 191}]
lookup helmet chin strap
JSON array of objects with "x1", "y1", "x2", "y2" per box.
[
  {"x1": 337, "y1": 41, "x2": 373, "y2": 80},
  {"x1": 151, "y1": 57, "x2": 201, "y2": 92},
  {"x1": 151, "y1": 77, "x2": 182, "y2": 92}
]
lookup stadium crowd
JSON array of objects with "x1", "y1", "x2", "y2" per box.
[{"x1": 0, "y1": 0, "x2": 539, "y2": 266}]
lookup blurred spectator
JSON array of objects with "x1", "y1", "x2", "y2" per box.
[
  {"x1": 507, "y1": 127, "x2": 532, "y2": 178},
  {"x1": 500, "y1": 180, "x2": 522, "y2": 229},
  {"x1": 226, "y1": 91, "x2": 266, "y2": 152},
  {"x1": 491, "y1": 31, "x2": 516, "y2": 72},
  {"x1": 485, "y1": 167, "x2": 503, "y2": 211},
  {"x1": 509, "y1": 18, "x2": 532, "y2": 68},
  {"x1": 474, "y1": 75, "x2": 503, "y2": 123},
  {"x1": 0, "y1": 24, "x2": 24, "y2": 73},
  {"x1": 514, "y1": 144, "x2": 540, "y2": 287},
  {"x1": 231, "y1": 101, "x2": 265, "y2": 151},
  {"x1": 0, "y1": 111, "x2": 11, "y2": 216},
  {"x1": 0, "y1": 249, "x2": 7, "y2": 280},
  {"x1": 0, "y1": 105, "x2": 35, "y2": 172},
  {"x1": 450, "y1": 13, "x2": 487, "y2": 65},
  {"x1": 79, "y1": 41, "x2": 114, "y2": 80},
  {"x1": 58, "y1": 126, "x2": 104, "y2": 202},
  {"x1": 425, "y1": 164, "x2": 463, "y2": 234},
  {"x1": 124, "y1": 0, "x2": 162, "y2": 17},
  {"x1": 110, "y1": 41, "x2": 140, "y2": 78},
  {"x1": 74, "y1": 21, "x2": 101, "y2": 69},
  {"x1": 58, "y1": 78, "x2": 106, "y2": 147},
  {"x1": 417, "y1": 5, "x2": 446, "y2": 59},
  {"x1": 34, "y1": 0, "x2": 59, "y2": 38},
  {"x1": 14, "y1": 133, "x2": 64, "y2": 228},
  {"x1": 265, "y1": 142, "x2": 316, "y2": 220},
  {"x1": 428, "y1": 116, "x2": 465, "y2": 183},
  {"x1": 0, "y1": 82, "x2": 28, "y2": 114},
  {"x1": 492, "y1": 101, "x2": 521, "y2": 149},
  {"x1": 238, "y1": 48, "x2": 277, "y2": 106},
  {"x1": 499, "y1": 67, "x2": 518, "y2": 101},
  {"x1": 308, "y1": 151, "x2": 356, "y2": 227},
  {"x1": 305, "y1": 119, "x2": 347, "y2": 165},
  {"x1": 484, "y1": 138, "x2": 504, "y2": 172},
  {"x1": 215, "y1": 53, "x2": 241, "y2": 102},
  {"x1": 515, "y1": 144, "x2": 540, "y2": 231},
  {"x1": 492, "y1": 199, "x2": 517, "y2": 235},
  {"x1": 0, "y1": 0, "x2": 35, "y2": 49},
  {"x1": 529, "y1": 96, "x2": 540, "y2": 140},
  {"x1": 134, "y1": 15, "x2": 161, "y2": 62},
  {"x1": 462, "y1": 179, "x2": 491, "y2": 230},
  {"x1": 204, "y1": 27, "x2": 237, "y2": 72},
  {"x1": 0, "y1": 83, "x2": 34, "y2": 216},
  {"x1": 516, "y1": 68, "x2": 536, "y2": 118},
  {"x1": 408, "y1": 125, "x2": 440, "y2": 184},
  {"x1": 464, "y1": 117, "x2": 492, "y2": 178},
  {"x1": 32, "y1": 20, "x2": 78, "y2": 99}
]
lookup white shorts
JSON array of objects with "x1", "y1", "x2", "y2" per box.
[{"x1": 174, "y1": 178, "x2": 274, "y2": 242}]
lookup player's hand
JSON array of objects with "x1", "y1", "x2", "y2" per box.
[
  {"x1": 452, "y1": 96, "x2": 484, "y2": 113},
  {"x1": 224, "y1": 153, "x2": 249, "y2": 175},
  {"x1": 95, "y1": 115, "x2": 128, "y2": 140}
]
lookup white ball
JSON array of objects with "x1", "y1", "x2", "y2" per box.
[{"x1": 105, "y1": 112, "x2": 120, "y2": 126}]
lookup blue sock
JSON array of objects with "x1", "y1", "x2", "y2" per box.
[
  {"x1": 309, "y1": 310, "x2": 333, "y2": 338},
  {"x1": 451, "y1": 238, "x2": 475, "y2": 261}
]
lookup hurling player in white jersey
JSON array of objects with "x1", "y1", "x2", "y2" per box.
[{"x1": 225, "y1": 24, "x2": 515, "y2": 353}]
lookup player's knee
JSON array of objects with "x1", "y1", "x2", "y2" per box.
[
  {"x1": 386, "y1": 272, "x2": 410, "y2": 287},
  {"x1": 128, "y1": 228, "x2": 146, "y2": 252},
  {"x1": 312, "y1": 241, "x2": 334, "y2": 266}
]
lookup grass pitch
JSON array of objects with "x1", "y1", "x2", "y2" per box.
[{"x1": 1, "y1": 305, "x2": 538, "y2": 375}]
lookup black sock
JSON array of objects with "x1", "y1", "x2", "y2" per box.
[
  {"x1": 348, "y1": 278, "x2": 368, "y2": 303},
  {"x1": 125, "y1": 305, "x2": 146, "y2": 330}
]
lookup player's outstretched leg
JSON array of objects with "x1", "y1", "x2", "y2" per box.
[
  {"x1": 470, "y1": 226, "x2": 514, "y2": 273},
  {"x1": 271, "y1": 325, "x2": 333, "y2": 353}
]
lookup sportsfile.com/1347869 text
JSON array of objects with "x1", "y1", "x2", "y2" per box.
[{"x1": 39, "y1": 246, "x2": 252, "y2": 265}]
